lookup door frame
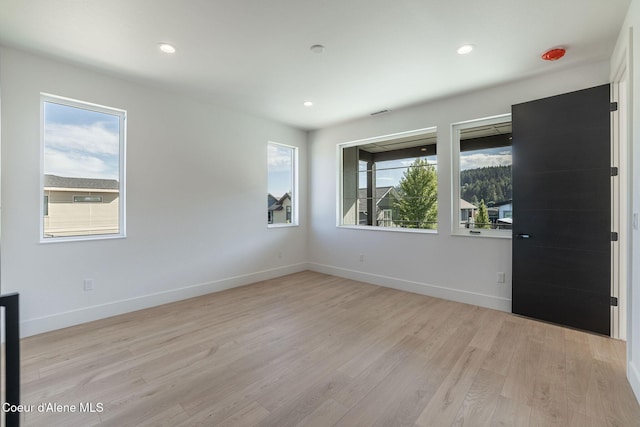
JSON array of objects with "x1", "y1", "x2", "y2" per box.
[{"x1": 610, "y1": 27, "x2": 631, "y2": 340}]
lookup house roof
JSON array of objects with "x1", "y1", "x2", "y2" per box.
[
  {"x1": 357, "y1": 186, "x2": 396, "y2": 202},
  {"x1": 268, "y1": 192, "x2": 291, "y2": 212},
  {"x1": 44, "y1": 174, "x2": 119, "y2": 190},
  {"x1": 357, "y1": 187, "x2": 401, "y2": 214},
  {"x1": 491, "y1": 200, "x2": 513, "y2": 207},
  {"x1": 460, "y1": 199, "x2": 477, "y2": 210}
]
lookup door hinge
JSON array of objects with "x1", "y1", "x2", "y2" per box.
[
  {"x1": 611, "y1": 102, "x2": 619, "y2": 112},
  {"x1": 611, "y1": 232, "x2": 619, "y2": 242},
  {"x1": 611, "y1": 296, "x2": 619, "y2": 307},
  {"x1": 611, "y1": 166, "x2": 619, "y2": 177}
]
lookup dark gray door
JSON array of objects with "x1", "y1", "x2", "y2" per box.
[{"x1": 511, "y1": 84, "x2": 611, "y2": 335}]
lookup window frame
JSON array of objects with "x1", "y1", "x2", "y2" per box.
[
  {"x1": 451, "y1": 113, "x2": 511, "y2": 239},
  {"x1": 40, "y1": 93, "x2": 127, "y2": 243},
  {"x1": 267, "y1": 141, "x2": 299, "y2": 228},
  {"x1": 336, "y1": 127, "x2": 438, "y2": 234}
]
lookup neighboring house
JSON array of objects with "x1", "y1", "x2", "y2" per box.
[
  {"x1": 487, "y1": 199, "x2": 512, "y2": 219},
  {"x1": 459, "y1": 198, "x2": 477, "y2": 224},
  {"x1": 461, "y1": 199, "x2": 512, "y2": 229},
  {"x1": 358, "y1": 186, "x2": 400, "y2": 226},
  {"x1": 494, "y1": 200, "x2": 513, "y2": 229},
  {"x1": 486, "y1": 200, "x2": 512, "y2": 229},
  {"x1": 268, "y1": 193, "x2": 292, "y2": 224},
  {"x1": 496, "y1": 200, "x2": 513, "y2": 219},
  {"x1": 43, "y1": 174, "x2": 120, "y2": 237}
]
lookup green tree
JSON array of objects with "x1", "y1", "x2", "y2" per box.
[
  {"x1": 476, "y1": 199, "x2": 490, "y2": 229},
  {"x1": 394, "y1": 159, "x2": 437, "y2": 229},
  {"x1": 460, "y1": 165, "x2": 512, "y2": 205}
]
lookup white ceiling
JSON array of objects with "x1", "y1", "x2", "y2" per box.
[{"x1": 0, "y1": 0, "x2": 630, "y2": 130}]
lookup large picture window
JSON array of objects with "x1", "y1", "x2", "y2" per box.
[
  {"x1": 452, "y1": 114, "x2": 511, "y2": 237},
  {"x1": 339, "y1": 128, "x2": 438, "y2": 231},
  {"x1": 267, "y1": 142, "x2": 298, "y2": 226},
  {"x1": 41, "y1": 94, "x2": 126, "y2": 241}
]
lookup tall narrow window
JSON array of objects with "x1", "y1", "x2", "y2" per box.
[
  {"x1": 267, "y1": 142, "x2": 298, "y2": 226},
  {"x1": 339, "y1": 128, "x2": 438, "y2": 231},
  {"x1": 452, "y1": 114, "x2": 511, "y2": 236},
  {"x1": 41, "y1": 94, "x2": 126, "y2": 241}
]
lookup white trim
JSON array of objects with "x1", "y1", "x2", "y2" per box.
[
  {"x1": 19, "y1": 263, "x2": 309, "y2": 338},
  {"x1": 610, "y1": 27, "x2": 631, "y2": 341},
  {"x1": 630, "y1": 360, "x2": 640, "y2": 404},
  {"x1": 307, "y1": 262, "x2": 511, "y2": 312},
  {"x1": 267, "y1": 223, "x2": 299, "y2": 229},
  {"x1": 451, "y1": 114, "x2": 512, "y2": 238},
  {"x1": 611, "y1": 72, "x2": 627, "y2": 340},
  {"x1": 337, "y1": 126, "x2": 438, "y2": 149},
  {"x1": 39, "y1": 233, "x2": 126, "y2": 244},
  {"x1": 337, "y1": 225, "x2": 438, "y2": 235}
]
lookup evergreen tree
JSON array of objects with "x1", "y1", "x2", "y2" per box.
[
  {"x1": 460, "y1": 165, "x2": 511, "y2": 205},
  {"x1": 394, "y1": 159, "x2": 437, "y2": 229},
  {"x1": 476, "y1": 199, "x2": 490, "y2": 229}
]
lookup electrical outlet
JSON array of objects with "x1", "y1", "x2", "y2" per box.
[
  {"x1": 278, "y1": 251, "x2": 283, "y2": 259},
  {"x1": 83, "y1": 279, "x2": 94, "y2": 291},
  {"x1": 497, "y1": 272, "x2": 505, "y2": 283},
  {"x1": 359, "y1": 254, "x2": 364, "y2": 262}
]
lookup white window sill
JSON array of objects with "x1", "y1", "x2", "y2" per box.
[
  {"x1": 451, "y1": 230, "x2": 512, "y2": 239},
  {"x1": 40, "y1": 233, "x2": 126, "y2": 244},
  {"x1": 337, "y1": 225, "x2": 438, "y2": 235},
  {"x1": 268, "y1": 223, "x2": 299, "y2": 229}
]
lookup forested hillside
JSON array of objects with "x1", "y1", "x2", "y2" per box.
[{"x1": 460, "y1": 165, "x2": 511, "y2": 206}]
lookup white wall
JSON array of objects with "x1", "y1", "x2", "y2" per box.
[
  {"x1": 308, "y1": 61, "x2": 610, "y2": 311},
  {"x1": 0, "y1": 47, "x2": 308, "y2": 337},
  {"x1": 614, "y1": 0, "x2": 640, "y2": 403}
]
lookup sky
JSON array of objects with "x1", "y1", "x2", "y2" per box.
[
  {"x1": 43, "y1": 101, "x2": 121, "y2": 180},
  {"x1": 460, "y1": 146, "x2": 512, "y2": 171},
  {"x1": 267, "y1": 143, "x2": 293, "y2": 198},
  {"x1": 362, "y1": 156, "x2": 436, "y2": 189},
  {"x1": 357, "y1": 147, "x2": 512, "y2": 189}
]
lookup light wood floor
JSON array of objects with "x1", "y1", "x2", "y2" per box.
[{"x1": 17, "y1": 271, "x2": 640, "y2": 426}]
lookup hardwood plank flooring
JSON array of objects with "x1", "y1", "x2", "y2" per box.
[{"x1": 15, "y1": 271, "x2": 640, "y2": 426}]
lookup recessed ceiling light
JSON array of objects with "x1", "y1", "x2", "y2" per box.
[
  {"x1": 457, "y1": 44, "x2": 474, "y2": 55},
  {"x1": 303, "y1": 101, "x2": 313, "y2": 107},
  {"x1": 310, "y1": 44, "x2": 325, "y2": 54},
  {"x1": 158, "y1": 43, "x2": 176, "y2": 54}
]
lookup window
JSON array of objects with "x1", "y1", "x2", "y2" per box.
[
  {"x1": 452, "y1": 114, "x2": 512, "y2": 237},
  {"x1": 41, "y1": 94, "x2": 126, "y2": 241},
  {"x1": 267, "y1": 142, "x2": 298, "y2": 226},
  {"x1": 73, "y1": 195, "x2": 103, "y2": 203},
  {"x1": 382, "y1": 209, "x2": 393, "y2": 227},
  {"x1": 339, "y1": 128, "x2": 438, "y2": 231}
]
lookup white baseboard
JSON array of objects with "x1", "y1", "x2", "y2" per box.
[
  {"x1": 307, "y1": 262, "x2": 512, "y2": 312},
  {"x1": 19, "y1": 263, "x2": 309, "y2": 338},
  {"x1": 630, "y1": 359, "x2": 640, "y2": 405}
]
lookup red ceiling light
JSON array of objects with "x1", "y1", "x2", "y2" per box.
[{"x1": 541, "y1": 47, "x2": 566, "y2": 61}]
